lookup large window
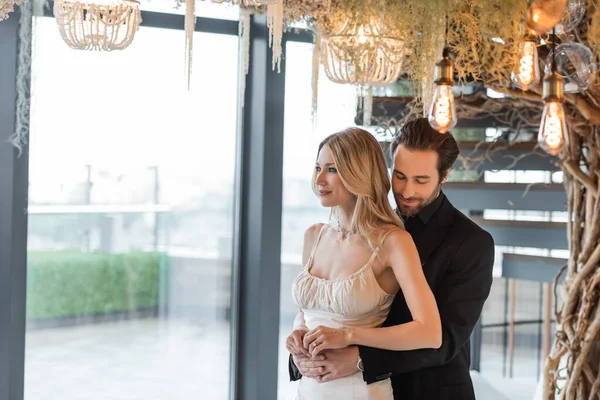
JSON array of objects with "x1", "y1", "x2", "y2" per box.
[
  {"x1": 477, "y1": 168, "x2": 564, "y2": 399},
  {"x1": 25, "y1": 18, "x2": 239, "y2": 400},
  {"x1": 277, "y1": 41, "x2": 357, "y2": 399}
]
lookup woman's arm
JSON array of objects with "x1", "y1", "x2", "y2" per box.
[
  {"x1": 304, "y1": 229, "x2": 442, "y2": 355},
  {"x1": 349, "y1": 229, "x2": 442, "y2": 349},
  {"x1": 358, "y1": 231, "x2": 495, "y2": 383},
  {"x1": 293, "y1": 310, "x2": 307, "y2": 330},
  {"x1": 287, "y1": 310, "x2": 310, "y2": 356},
  {"x1": 288, "y1": 223, "x2": 323, "y2": 363},
  {"x1": 293, "y1": 223, "x2": 322, "y2": 332}
]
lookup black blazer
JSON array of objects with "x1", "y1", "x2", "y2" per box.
[{"x1": 289, "y1": 196, "x2": 495, "y2": 400}]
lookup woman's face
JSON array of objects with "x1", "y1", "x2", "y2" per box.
[{"x1": 314, "y1": 145, "x2": 355, "y2": 208}]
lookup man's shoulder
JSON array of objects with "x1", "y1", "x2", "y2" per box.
[
  {"x1": 439, "y1": 204, "x2": 495, "y2": 263},
  {"x1": 444, "y1": 205, "x2": 493, "y2": 244}
]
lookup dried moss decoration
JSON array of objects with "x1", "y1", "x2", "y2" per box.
[{"x1": 275, "y1": 0, "x2": 529, "y2": 106}]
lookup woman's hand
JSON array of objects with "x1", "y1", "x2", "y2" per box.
[
  {"x1": 286, "y1": 328, "x2": 310, "y2": 357},
  {"x1": 303, "y1": 325, "x2": 352, "y2": 357}
]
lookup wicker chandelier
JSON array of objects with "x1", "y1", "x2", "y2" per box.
[
  {"x1": 318, "y1": 13, "x2": 405, "y2": 89},
  {"x1": 53, "y1": 0, "x2": 141, "y2": 51}
]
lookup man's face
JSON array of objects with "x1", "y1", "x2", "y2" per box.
[{"x1": 391, "y1": 145, "x2": 448, "y2": 217}]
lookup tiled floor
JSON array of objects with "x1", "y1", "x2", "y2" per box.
[
  {"x1": 25, "y1": 318, "x2": 538, "y2": 400},
  {"x1": 25, "y1": 318, "x2": 231, "y2": 400}
]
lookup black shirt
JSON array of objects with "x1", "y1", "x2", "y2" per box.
[{"x1": 400, "y1": 191, "x2": 446, "y2": 244}]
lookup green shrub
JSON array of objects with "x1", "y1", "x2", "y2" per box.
[{"x1": 26, "y1": 251, "x2": 166, "y2": 320}]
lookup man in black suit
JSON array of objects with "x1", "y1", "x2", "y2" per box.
[{"x1": 289, "y1": 118, "x2": 495, "y2": 400}]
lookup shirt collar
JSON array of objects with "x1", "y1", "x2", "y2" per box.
[{"x1": 400, "y1": 191, "x2": 446, "y2": 225}]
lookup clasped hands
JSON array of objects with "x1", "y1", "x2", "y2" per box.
[
  {"x1": 286, "y1": 326, "x2": 360, "y2": 382},
  {"x1": 286, "y1": 325, "x2": 351, "y2": 358}
]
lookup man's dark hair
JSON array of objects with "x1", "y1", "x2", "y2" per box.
[{"x1": 390, "y1": 117, "x2": 460, "y2": 181}]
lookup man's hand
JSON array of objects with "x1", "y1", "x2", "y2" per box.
[
  {"x1": 286, "y1": 329, "x2": 310, "y2": 357},
  {"x1": 294, "y1": 346, "x2": 360, "y2": 383}
]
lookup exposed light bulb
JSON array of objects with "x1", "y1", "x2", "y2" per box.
[
  {"x1": 428, "y1": 48, "x2": 457, "y2": 133},
  {"x1": 537, "y1": 69, "x2": 568, "y2": 156},
  {"x1": 538, "y1": 101, "x2": 567, "y2": 155},
  {"x1": 527, "y1": 0, "x2": 568, "y2": 34},
  {"x1": 428, "y1": 84, "x2": 457, "y2": 133},
  {"x1": 511, "y1": 39, "x2": 540, "y2": 90}
]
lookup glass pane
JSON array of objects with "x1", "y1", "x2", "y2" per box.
[
  {"x1": 480, "y1": 278, "x2": 508, "y2": 377},
  {"x1": 278, "y1": 41, "x2": 358, "y2": 399},
  {"x1": 479, "y1": 278, "x2": 549, "y2": 400},
  {"x1": 26, "y1": 18, "x2": 239, "y2": 400}
]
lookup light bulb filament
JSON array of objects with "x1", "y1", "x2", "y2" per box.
[
  {"x1": 538, "y1": 101, "x2": 567, "y2": 155},
  {"x1": 434, "y1": 95, "x2": 451, "y2": 126},
  {"x1": 519, "y1": 46, "x2": 534, "y2": 85},
  {"x1": 512, "y1": 40, "x2": 539, "y2": 90},
  {"x1": 428, "y1": 84, "x2": 456, "y2": 133}
]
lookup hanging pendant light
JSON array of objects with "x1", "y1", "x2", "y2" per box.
[
  {"x1": 538, "y1": 98, "x2": 568, "y2": 155},
  {"x1": 538, "y1": 28, "x2": 568, "y2": 155},
  {"x1": 428, "y1": 47, "x2": 457, "y2": 133},
  {"x1": 511, "y1": 35, "x2": 541, "y2": 90},
  {"x1": 527, "y1": 0, "x2": 568, "y2": 34},
  {"x1": 544, "y1": 42, "x2": 597, "y2": 93},
  {"x1": 555, "y1": 0, "x2": 586, "y2": 33},
  {"x1": 319, "y1": 12, "x2": 405, "y2": 88},
  {"x1": 53, "y1": 0, "x2": 141, "y2": 51}
]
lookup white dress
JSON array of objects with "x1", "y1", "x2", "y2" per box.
[{"x1": 292, "y1": 224, "x2": 397, "y2": 400}]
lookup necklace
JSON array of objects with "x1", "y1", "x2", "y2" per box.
[{"x1": 336, "y1": 220, "x2": 350, "y2": 238}]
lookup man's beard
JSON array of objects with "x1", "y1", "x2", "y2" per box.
[{"x1": 395, "y1": 184, "x2": 441, "y2": 217}]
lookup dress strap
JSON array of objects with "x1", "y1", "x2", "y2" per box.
[
  {"x1": 379, "y1": 228, "x2": 400, "y2": 247},
  {"x1": 307, "y1": 224, "x2": 327, "y2": 267},
  {"x1": 367, "y1": 228, "x2": 402, "y2": 265}
]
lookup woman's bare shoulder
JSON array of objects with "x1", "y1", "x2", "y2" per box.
[
  {"x1": 378, "y1": 224, "x2": 413, "y2": 250},
  {"x1": 304, "y1": 222, "x2": 327, "y2": 242},
  {"x1": 376, "y1": 223, "x2": 407, "y2": 237}
]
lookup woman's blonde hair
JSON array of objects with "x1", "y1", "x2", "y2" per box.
[{"x1": 313, "y1": 127, "x2": 404, "y2": 248}]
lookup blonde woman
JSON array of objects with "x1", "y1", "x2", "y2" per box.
[{"x1": 286, "y1": 127, "x2": 442, "y2": 400}]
